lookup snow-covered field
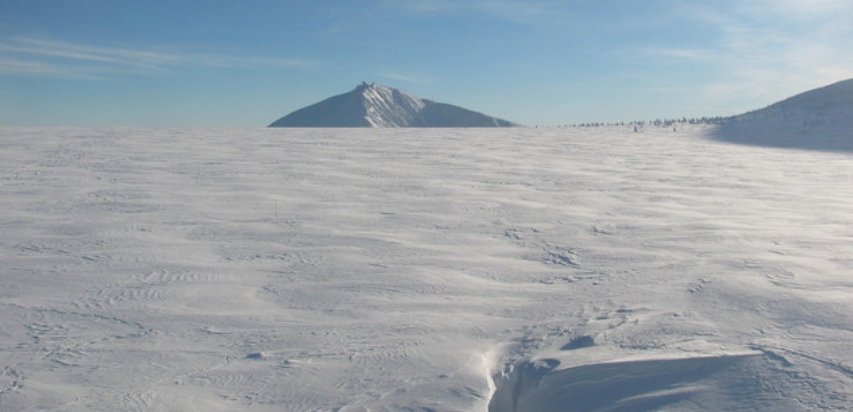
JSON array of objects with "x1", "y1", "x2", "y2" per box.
[{"x1": 1, "y1": 126, "x2": 851, "y2": 411}]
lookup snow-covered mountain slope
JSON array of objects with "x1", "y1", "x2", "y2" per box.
[
  {"x1": 710, "y1": 78, "x2": 853, "y2": 151},
  {"x1": 269, "y1": 82, "x2": 519, "y2": 127},
  {"x1": 1, "y1": 127, "x2": 851, "y2": 411}
]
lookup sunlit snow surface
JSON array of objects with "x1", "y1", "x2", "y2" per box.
[{"x1": 1, "y1": 127, "x2": 851, "y2": 411}]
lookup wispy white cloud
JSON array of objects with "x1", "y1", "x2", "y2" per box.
[
  {"x1": 1, "y1": 37, "x2": 179, "y2": 68},
  {"x1": 650, "y1": 1, "x2": 853, "y2": 111},
  {"x1": 739, "y1": 0, "x2": 853, "y2": 19},
  {"x1": 0, "y1": 57, "x2": 89, "y2": 77},
  {"x1": 646, "y1": 47, "x2": 718, "y2": 62},
  {"x1": 381, "y1": 0, "x2": 557, "y2": 23},
  {"x1": 0, "y1": 55, "x2": 153, "y2": 79},
  {"x1": 377, "y1": 71, "x2": 434, "y2": 85},
  {"x1": 0, "y1": 37, "x2": 316, "y2": 79},
  {"x1": 181, "y1": 53, "x2": 315, "y2": 70}
]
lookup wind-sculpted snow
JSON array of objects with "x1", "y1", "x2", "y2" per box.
[
  {"x1": 488, "y1": 351, "x2": 803, "y2": 412},
  {"x1": 0, "y1": 126, "x2": 851, "y2": 411}
]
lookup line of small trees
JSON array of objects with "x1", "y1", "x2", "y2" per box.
[{"x1": 570, "y1": 116, "x2": 729, "y2": 128}]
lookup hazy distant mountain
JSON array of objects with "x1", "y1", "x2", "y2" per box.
[
  {"x1": 711, "y1": 78, "x2": 853, "y2": 151},
  {"x1": 269, "y1": 82, "x2": 519, "y2": 128}
]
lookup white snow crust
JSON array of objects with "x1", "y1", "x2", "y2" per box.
[{"x1": 0, "y1": 126, "x2": 851, "y2": 411}]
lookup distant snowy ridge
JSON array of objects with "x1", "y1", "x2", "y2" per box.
[
  {"x1": 711, "y1": 78, "x2": 853, "y2": 151},
  {"x1": 269, "y1": 82, "x2": 519, "y2": 127}
]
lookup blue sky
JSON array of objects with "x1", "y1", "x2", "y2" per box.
[{"x1": 1, "y1": 0, "x2": 852, "y2": 127}]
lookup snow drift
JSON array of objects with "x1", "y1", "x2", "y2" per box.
[{"x1": 1, "y1": 126, "x2": 851, "y2": 411}]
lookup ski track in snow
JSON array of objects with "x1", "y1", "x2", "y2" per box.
[{"x1": 0, "y1": 126, "x2": 851, "y2": 411}]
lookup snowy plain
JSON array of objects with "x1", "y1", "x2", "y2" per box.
[{"x1": 0, "y1": 126, "x2": 851, "y2": 411}]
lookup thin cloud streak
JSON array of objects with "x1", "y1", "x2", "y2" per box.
[
  {"x1": 740, "y1": 0, "x2": 853, "y2": 19},
  {"x1": 381, "y1": 0, "x2": 557, "y2": 24},
  {"x1": 377, "y1": 72, "x2": 434, "y2": 85},
  {"x1": 6, "y1": 37, "x2": 179, "y2": 68},
  {"x1": 646, "y1": 47, "x2": 718, "y2": 62},
  {"x1": 650, "y1": 2, "x2": 853, "y2": 112},
  {"x1": 0, "y1": 56, "x2": 155, "y2": 79},
  {"x1": 0, "y1": 37, "x2": 317, "y2": 79}
]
